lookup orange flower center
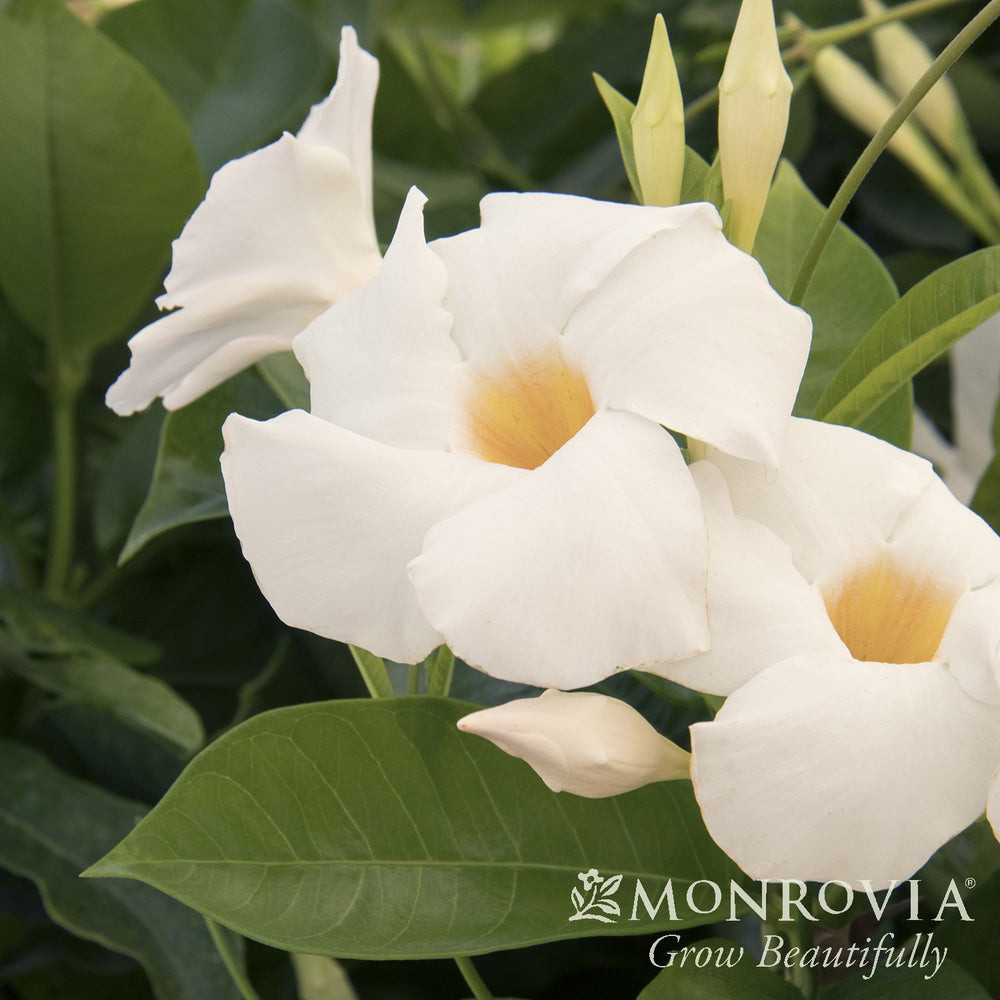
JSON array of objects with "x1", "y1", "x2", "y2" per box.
[
  {"x1": 822, "y1": 555, "x2": 958, "y2": 665},
  {"x1": 465, "y1": 349, "x2": 595, "y2": 470}
]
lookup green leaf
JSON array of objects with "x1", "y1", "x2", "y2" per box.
[
  {"x1": 0, "y1": 739, "x2": 241, "y2": 1000},
  {"x1": 593, "y1": 73, "x2": 641, "y2": 202},
  {"x1": 753, "y1": 162, "x2": 911, "y2": 447},
  {"x1": 819, "y1": 960, "x2": 990, "y2": 999},
  {"x1": 0, "y1": 0, "x2": 202, "y2": 360},
  {"x1": 815, "y1": 248, "x2": 1000, "y2": 431},
  {"x1": 425, "y1": 645, "x2": 455, "y2": 697},
  {"x1": 640, "y1": 937, "x2": 803, "y2": 999},
  {"x1": 256, "y1": 352, "x2": 310, "y2": 412},
  {"x1": 933, "y1": 867, "x2": 1000, "y2": 997},
  {"x1": 347, "y1": 645, "x2": 394, "y2": 700},
  {"x1": 0, "y1": 631, "x2": 203, "y2": 756},
  {"x1": 86, "y1": 697, "x2": 741, "y2": 959},
  {"x1": 679, "y1": 147, "x2": 711, "y2": 206},
  {"x1": 120, "y1": 370, "x2": 282, "y2": 564},
  {"x1": 101, "y1": 0, "x2": 330, "y2": 174}
]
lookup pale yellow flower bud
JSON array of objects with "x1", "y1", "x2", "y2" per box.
[
  {"x1": 457, "y1": 690, "x2": 690, "y2": 798},
  {"x1": 860, "y1": 0, "x2": 967, "y2": 159},
  {"x1": 631, "y1": 14, "x2": 685, "y2": 207},
  {"x1": 718, "y1": 0, "x2": 792, "y2": 253},
  {"x1": 813, "y1": 45, "x2": 956, "y2": 196}
]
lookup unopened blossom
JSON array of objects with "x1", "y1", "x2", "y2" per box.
[
  {"x1": 222, "y1": 187, "x2": 810, "y2": 688},
  {"x1": 106, "y1": 27, "x2": 381, "y2": 414},
  {"x1": 664, "y1": 419, "x2": 1000, "y2": 888},
  {"x1": 458, "y1": 690, "x2": 690, "y2": 797},
  {"x1": 718, "y1": 0, "x2": 792, "y2": 253},
  {"x1": 631, "y1": 14, "x2": 685, "y2": 207}
]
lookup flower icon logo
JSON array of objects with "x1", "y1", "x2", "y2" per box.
[{"x1": 569, "y1": 869, "x2": 623, "y2": 923}]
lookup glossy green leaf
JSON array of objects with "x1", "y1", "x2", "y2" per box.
[
  {"x1": 640, "y1": 937, "x2": 803, "y2": 999},
  {"x1": 0, "y1": 740, "x2": 241, "y2": 1000},
  {"x1": 86, "y1": 697, "x2": 741, "y2": 959},
  {"x1": 0, "y1": 0, "x2": 202, "y2": 360},
  {"x1": 348, "y1": 645, "x2": 394, "y2": 700},
  {"x1": 120, "y1": 370, "x2": 282, "y2": 564},
  {"x1": 932, "y1": 867, "x2": 1000, "y2": 998},
  {"x1": 593, "y1": 73, "x2": 641, "y2": 201},
  {"x1": 820, "y1": 960, "x2": 990, "y2": 999},
  {"x1": 256, "y1": 352, "x2": 310, "y2": 412},
  {"x1": 101, "y1": 0, "x2": 330, "y2": 174},
  {"x1": 753, "y1": 161, "x2": 911, "y2": 447},
  {"x1": 815, "y1": 248, "x2": 1000, "y2": 431}
]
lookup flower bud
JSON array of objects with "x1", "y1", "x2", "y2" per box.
[
  {"x1": 718, "y1": 0, "x2": 792, "y2": 253},
  {"x1": 813, "y1": 45, "x2": 957, "y2": 197},
  {"x1": 631, "y1": 14, "x2": 686, "y2": 207},
  {"x1": 457, "y1": 690, "x2": 690, "y2": 798},
  {"x1": 860, "y1": 0, "x2": 967, "y2": 160}
]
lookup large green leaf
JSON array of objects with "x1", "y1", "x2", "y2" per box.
[
  {"x1": 120, "y1": 370, "x2": 282, "y2": 563},
  {"x1": 0, "y1": 740, "x2": 241, "y2": 1000},
  {"x1": 101, "y1": 0, "x2": 330, "y2": 174},
  {"x1": 86, "y1": 697, "x2": 741, "y2": 959},
  {"x1": 933, "y1": 867, "x2": 1000, "y2": 997},
  {"x1": 815, "y1": 249, "x2": 1000, "y2": 431},
  {"x1": 820, "y1": 960, "x2": 990, "y2": 999},
  {"x1": 640, "y1": 937, "x2": 803, "y2": 999},
  {"x1": 0, "y1": 0, "x2": 202, "y2": 361},
  {"x1": 753, "y1": 162, "x2": 911, "y2": 447}
]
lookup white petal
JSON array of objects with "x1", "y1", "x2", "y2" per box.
[
  {"x1": 952, "y1": 311, "x2": 1000, "y2": 484},
  {"x1": 653, "y1": 462, "x2": 846, "y2": 696},
  {"x1": 988, "y1": 763, "x2": 1000, "y2": 844},
  {"x1": 430, "y1": 193, "x2": 715, "y2": 371},
  {"x1": 562, "y1": 212, "x2": 811, "y2": 466},
  {"x1": 409, "y1": 409, "x2": 710, "y2": 688},
  {"x1": 294, "y1": 188, "x2": 465, "y2": 450},
  {"x1": 937, "y1": 579, "x2": 1000, "y2": 706},
  {"x1": 297, "y1": 25, "x2": 378, "y2": 229},
  {"x1": 221, "y1": 410, "x2": 519, "y2": 663},
  {"x1": 709, "y1": 418, "x2": 939, "y2": 586},
  {"x1": 691, "y1": 658, "x2": 1000, "y2": 888},
  {"x1": 911, "y1": 407, "x2": 975, "y2": 504},
  {"x1": 458, "y1": 690, "x2": 690, "y2": 798}
]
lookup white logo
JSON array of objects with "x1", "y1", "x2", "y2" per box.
[{"x1": 569, "y1": 868, "x2": 623, "y2": 923}]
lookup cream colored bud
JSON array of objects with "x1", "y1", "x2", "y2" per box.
[
  {"x1": 813, "y1": 45, "x2": 956, "y2": 194},
  {"x1": 718, "y1": 0, "x2": 792, "y2": 252},
  {"x1": 457, "y1": 689, "x2": 690, "y2": 798},
  {"x1": 631, "y1": 14, "x2": 686, "y2": 207},
  {"x1": 861, "y1": 0, "x2": 967, "y2": 159}
]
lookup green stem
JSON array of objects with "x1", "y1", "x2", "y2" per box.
[
  {"x1": 205, "y1": 918, "x2": 260, "y2": 1000},
  {"x1": 44, "y1": 363, "x2": 83, "y2": 602},
  {"x1": 454, "y1": 956, "x2": 495, "y2": 1000},
  {"x1": 789, "y1": 0, "x2": 1000, "y2": 307},
  {"x1": 801, "y1": 0, "x2": 971, "y2": 53},
  {"x1": 408, "y1": 662, "x2": 421, "y2": 695}
]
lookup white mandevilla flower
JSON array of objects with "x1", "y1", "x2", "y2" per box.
[
  {"x1": 221, "y1": 186, "x2": 811, "y2": 688},
  {"x1": 661, "y1": 418, "x2": 1000, "y2": 888},
  {"x1": 106, "y1": 27, "x2": 381, "y2": 415},
  {"x1": 457, "y1": 690, "x2": 690, "y2": 797}
]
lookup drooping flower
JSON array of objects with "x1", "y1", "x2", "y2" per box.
[
  {"x1": 221, "y1": 187, "x2": 811, "y2": 688},
  {"x1": 457, "y1": 690, "x2": 690, "y2": 797},
  {"x1": 106, "y1": 27, "x2": 381, "y2": 415},
  {"x1": 673, "y1": 419, "x2": 1000, "y2": 887}
]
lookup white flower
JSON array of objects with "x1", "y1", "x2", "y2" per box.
[
  {"x1": 106, "y1": 27, "x2": 381, "y2": 415},
  {"x1": 660, "y1": 418, "x2": 1000, "y2": 888},
  {"x1": 457, "y1": 690, "x2": 690, "y2": 797},
  {"x1": 221, "y1": 187, "x2": 810, "y2": 688}
]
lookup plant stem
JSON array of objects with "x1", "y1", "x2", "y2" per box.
[
  {"x1": 789, "y1": 0, "x2": 1000, "y2": 307},
  {"x1": 408, "y1": 662, "x2": 421, "y2": 695},
  {"x1": 205, "y1": 918, "x2": 260, "y2": 1000},
  {"x1": 43, "y1": 362, "x2": 83, "y2": 602},
  {"x1": 454, "y1": 956, "x2": 495, "y2": 1000}
]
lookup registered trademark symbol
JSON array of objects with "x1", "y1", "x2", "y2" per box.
[{"x1": 966, "y1": 878, "x2": 976, "y2": 889}]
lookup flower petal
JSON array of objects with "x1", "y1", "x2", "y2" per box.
[
  {"x1": 653, "y1": 461, "x2": 846, "y2": 695},
  {"x1": 430, "y1": 193, "x2": 715, "y2": 371},
  {"x1": 988, "y1": 762, "x2": 1000, "y2": 844},
  {"x1": 221, "y1": 410, "x2": 520, "y2": 663},
  {"x1": 936, "y1": 578, "x2": 1000, "y2": 706},
  {"x1": 691, "y1": 657, "x2": 1000, "y2": 888},
  {"x1": 562, "y1": 211, "x2": 810, "y2": 466},
  {"x1": 294, "y1": 187, "x2": 465, "y2": 450},
  {"x1": 409, "y1": 409, "x2": 710, "y2": 688}
]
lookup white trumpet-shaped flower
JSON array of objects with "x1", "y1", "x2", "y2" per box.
[
  {"x1": 221, "y1": 187, "x2": 810, "y2": 688},
  {"x1": 106, "y1": 27, "x2": 381, "y2": 415},
  {"x1": 662, "y1": 419, "x2": 1000, "y2": 888},
  {"x1": 458, "y1": 690, "x2": 690, "y2": 797}
]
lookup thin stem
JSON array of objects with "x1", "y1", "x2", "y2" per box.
[
  {"x1": 454, "y1": 956, "x2": 495, "y2": 1000},
  {"x1": 789, "y1": 0, "x2": 1000, "y2": 307},
  {"x1": 801, "y1": 0, "x2": 971, "y2": 53},
  {"x1": 44, "y1": 362, "x2": 83, "y2": 601},
  {"x1": 408, "y1": 662, "x2": 421, "y2": 695},
  {"x1": 204, "y1": 918, "x2": 260, "y2": 1000}
]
